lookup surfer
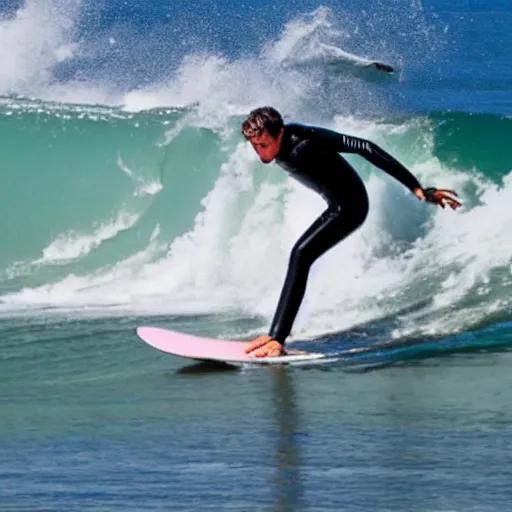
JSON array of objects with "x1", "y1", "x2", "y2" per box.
[{"x1": 241, "y1": 106, "x2": 461, "y2": 358}]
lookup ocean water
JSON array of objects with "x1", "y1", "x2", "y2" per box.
[{"x1": 0, "y1": 0, "x2": 511, "y2": 510}]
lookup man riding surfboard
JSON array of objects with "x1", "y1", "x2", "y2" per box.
[{"x1": 241, "y1": 107, "x2": 461, "y2": 358}]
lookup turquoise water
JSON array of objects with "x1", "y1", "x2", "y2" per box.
[{"x1": 0, "y1": 0, "x2": 511, "y2": 510}]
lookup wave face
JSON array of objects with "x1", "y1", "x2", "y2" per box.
[{"x1": 0, "y1": 1, "x2": 510, "y2": 342}]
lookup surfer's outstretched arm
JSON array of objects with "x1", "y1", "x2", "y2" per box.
[
  {"x1": 293, "y1": 124, "x2": 461, "y2": 209},
  {"x1": 290, "y1": 124, "x2": 422, "y2": 191}
]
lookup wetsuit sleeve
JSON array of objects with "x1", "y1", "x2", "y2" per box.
[{"x1": 304, "y1": 125, "x2": 422, "y2": 192}]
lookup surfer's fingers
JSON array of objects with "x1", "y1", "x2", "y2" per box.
[
  {"x1": 245, "y1": 341, "x2": 265, "y2": 354},
  {"x1": 249, "y1": 340, "x2": 282, "y2": 358},
  {"x1": 434, "y1": 190, "x2": 462, "y2": 209},
  {"x1": 250, "y1": 347, "x2": 264, "y2": 357},
  {"x1": 436, "y1": 190, "x2": 462, "y2": 203},
  {"x1": 250, "y1": 344, "x2": 270, "y2": 358},
  {"x1": 437, "y1": 189, "x2": 459, "y2": 197},
  {"x1": 441, "y1": 195, "x2": 462, "y2": 209},
  {"x1": 245, "y1": 335, "x2": 272, "y2": 353}
]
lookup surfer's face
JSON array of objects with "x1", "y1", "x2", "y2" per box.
[{"x1": 248, "y1": 129, "x2": 283, "y2": 163}]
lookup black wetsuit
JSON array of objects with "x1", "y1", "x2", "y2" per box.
[{"x1": 269, "y1": 123, "x2": 422, "y2": 344}]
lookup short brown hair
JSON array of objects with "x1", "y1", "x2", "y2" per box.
[{"x1": 241, "y1": 106, "x2": 284, "y2": 139}]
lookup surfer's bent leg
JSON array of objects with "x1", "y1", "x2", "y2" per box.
[{"x1": 269, "y1": 202, "x2": 368, "y2": 344}]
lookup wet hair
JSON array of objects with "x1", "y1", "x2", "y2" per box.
[{"x1": 241, "y1": 106, "x2": 284, "y2": 139}]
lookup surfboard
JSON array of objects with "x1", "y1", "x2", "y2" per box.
[{"x1": 136, "y1": 326, "x2": 338, "y2": 366}]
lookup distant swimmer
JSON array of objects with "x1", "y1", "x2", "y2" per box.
[
  {"x1": 317, "y1": 43, "x2": 395, "y2": 73},
  {"x1": 241, "y1": 107, "x2": 461, "y2": 358},
  {"x1": 316, "y1": 42, "x2": 394, "y2": 74},
  {"x1": 366, "y1": 61, "x2": 394, "y2": 73},
  {"x1": 278, "y1": 42, "x2": 395, "y2": 75}
]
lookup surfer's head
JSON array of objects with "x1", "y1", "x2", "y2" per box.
[{"x1": 242, "y1": 106, "x2": 284, "y2": 164}]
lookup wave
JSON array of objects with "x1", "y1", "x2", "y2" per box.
[
  {"x1": 0, "y1": 100, "x2": 510, "y2": 343},
  {"x1": 0, "y1": 3, "x2": 426, "y2": 110},
  {"x1": 430, "y1": 111, "x2": 512, "y2": 179}
]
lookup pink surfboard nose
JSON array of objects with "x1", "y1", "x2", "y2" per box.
[{"x1": 137, "y1": 326, "x2": 252, "y2": 361}]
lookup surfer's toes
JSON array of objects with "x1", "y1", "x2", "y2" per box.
[{"x1": 250, "y1": 340, "x2": 285, "y2": 358}]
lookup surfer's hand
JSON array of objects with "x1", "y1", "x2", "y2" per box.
[
  {"x1": 414, "y1": 187, "x2": 462, "y2": 210},
  {"x1": 245, "y1": 336, "x2": 284, "y2": 358}
]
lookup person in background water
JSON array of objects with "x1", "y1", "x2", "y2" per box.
[{"x1": 241, "y1": 107, "x2": 461, "y2": 358}]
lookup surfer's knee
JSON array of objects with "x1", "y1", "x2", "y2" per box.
[{"x1": 289, "y1": 239, "x2": 316, "y2": 270}]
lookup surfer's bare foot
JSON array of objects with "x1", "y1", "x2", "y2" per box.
[{"x1": 245, "y1": 336, "x2": 284, "y2": 358}]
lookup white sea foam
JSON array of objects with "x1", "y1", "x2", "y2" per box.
[
  {"x1": 0, "y1": 3, "x2": 394, "y2": 111},
  {"x1": 38, "y1": 211, "x2": 139, "y2": 263},
  {"x1": 116, "y1": 155, "x2": 163, "y2": 197}
]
